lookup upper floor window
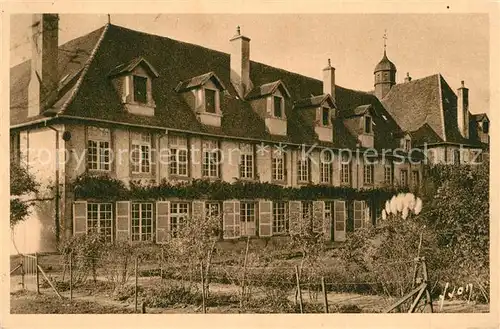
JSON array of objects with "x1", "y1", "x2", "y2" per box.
[
  {"x1": 131, "y1": 132, "x2": 151, "y2": 174},
  {"x1": 202, "y1": 139, "x2": 220, "y2": 178},
  {"x1": 274, "y1": 96, "x2": 284, "y2": 118},
  {"x1": 412, "y1": 170, "x2": 420, "y2": 187},
  {"x1": 297, "y1": 156, "x2": 310, "y2": 183},
  {"x1": 133, "y1": 75, "x2": 148, "y2": 104},
  {"x1": 320, "y1": 151, "x2": 332, "y2": 184},
  {"x1": 363, "y1": 164, "x2": 374, "y2": 185},
  {"x1": 322, "y1": 107, "x2": 331, "y2": 126},
  {"x1": 384, "y1": 166, "x2": 392, "y2": 185},
  {"x1": 400, "y1": 169, "x2": 409, "y2": 187},
  {"x1": 404, "y1": 139, "x2": 411, "y2": 152},
  {"x1": 482, "y1": 121, "x2": 489, "y2": 134},
  {"x1": 205, "y1": 88, "x2": 217, "y2": 114},
  {"x1": 272, "y1": 149, "x2": 286, "y2": 181},
  {"x1": 87, "y1": 127, "x2": 111, "y2": 171},
  {"x1": 340, "y1": 154, "x2": 350, "y2": 185},
  {"x1": 239, "y1": 143, "x2": 254, "y2": 179},
  {"x1": 169, "y1": 135, "x2": 188, "y2": 177},
  {"x1": 364, "y1": 115, "x2": 372, "y2": 134}
]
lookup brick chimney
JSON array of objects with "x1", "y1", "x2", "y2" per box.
[
  {"x1": 230, "y1": 26, "x2": 252, "y2": 99},
  {"x1": 457, "y1": 80, "x2": 469, "y2": 139},
  {"x1": 322, "y1": 58, "x2": 335, "y2": 102},
  {"x1": 28, "y1": 14, "x2": 59, "y2": 117}
]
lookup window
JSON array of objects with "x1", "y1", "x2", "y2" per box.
[
  {"x1": 322, "y1": 107, "x2": 330, "y2": 126},
  {"x1": 87, "y1": 127, "x2": 111, "y2": 171},
  {"x1": 273, "y1": 202, "x2": 288, "y2": 234},
  {"x1": 169, "y1": 135, "x2": 188, "y2": 176},
  {"x1": 320, "y1": 151, "x2": 332, "y2": 184},
  {"x1": 273, "y1": 96, "x2": 283, "y2": 118},
  {"x1": 131, "y1": 203, "x2": 153, "y2": 241},
  {"x1": 239, "y1": 143, "x2": 254, "y2": 179},
  {"x1": 364, "y1": 164, "x2": 374, "y2": 185},
  {"x1": 364, "y1": 116, "x2": 372, "y2": 134},
  {"x1": 404, "y1": 139, "x2": 411, "y2": 152},
  {"x1": 384, "y1": 166, "x2": 392, "y2": 185},
  {"x1": 240, "y1": 202, "x2": 256, "y2": 237},
  {"x1": 400, "y1": 169, "x2": 409, "y2": 187},
  {"x1": 302, "y1": 201, "x2": 313, "y2": 230},
  {"x1": 272, "y1": 149, "x2": 286, "y2": 181},
  {"x1": 133, "y1": 75, "x2": 148, "y2": 104},
  {"x1": 412, "y1": 170, "x2": 420, "y2": 187},
  {"x1": 297, "y1": 157, "x2": 310, "y2": 183},
  {"x1": 131, "y1": 132, "x2": 151, "y2": 174},
  {"x1": 170, "y1": 202, "x2": 189, "y2": 238},
  {"x1": 87, "y1": 203, "x2": 113, "y2": 242},
  {"x1": 453, "y1": 149, "x2": 461, "y2": 165},
  {"x1": 202, "y1": 139, "x2": 220, "y2": 178},
  {"x1": 205, "y1": 202, "x2": 221, "y2": 218},
  {"x1": 205, "y1": 88, "x2": 217, "y2": 113},
  {"x1": 325, "y1": 201, "x2": 333, "y2": 229},
  {"x1": 482, "y1": 121, "x2": 489, "y2": 134},
  {"x1": 340, "y1": 154, "x2": 350, "y2": 185}
]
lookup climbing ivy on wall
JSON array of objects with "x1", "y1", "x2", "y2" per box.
[{"x1": 73, "y1": 173, "x2": 409, "y2": 203}]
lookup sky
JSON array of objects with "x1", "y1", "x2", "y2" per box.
[{"x1": 10, "y1": 13, "x2": 490, "y2": 114}]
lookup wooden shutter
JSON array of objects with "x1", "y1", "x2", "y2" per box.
[
  {"x1": 353, "y1": 200, "x2": 364, "y2": 230},
  {"x1": 223, "y1": 200, "x2": 240, "y2": 239},
  {"x1": 363, "y1": 201, "x2": 371, "y2": 228},
  {"x1": 192, "y1": 200, "x2": 205, "y2": 221},
  {"x1": 289, "y1": 201, "x2": 302, "y2": 235},
  {"x1": 323, "y1": 202, "x2": 332, "y2": 241},
  {"x1": 73, "y1": 201, "x2": 87, "y2": 236},
  {"x1": 115, "y1": 201, "x2": 130, "y2": 241},
  {"x1": 258, "y1": 200, "x2": 272, "y2": 237},
  {"x1": 312, "y1": 201, "x2": 325, "y2": 234},
  {"x1": 333, "y1": 200, "x2": 346, "y2": 242},
  {"x1": 156, "y1": 201, "x2": 170, "y2": 244}
]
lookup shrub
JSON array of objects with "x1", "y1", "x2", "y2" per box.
[{"x1": 142, "y1": 282, "x2": 202, "y2": 308}]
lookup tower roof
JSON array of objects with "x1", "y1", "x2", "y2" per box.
[{"x1": 374, "y1": 50, "x2": 397, "y2": 72}]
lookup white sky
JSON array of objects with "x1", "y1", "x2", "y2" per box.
[{"x1": 10, "y1": 13, "x2": 489, "y2": 114}]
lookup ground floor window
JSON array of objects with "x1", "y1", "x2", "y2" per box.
[
  {"x1": 272, "y1": 201, "x2": 288, "y2": 234},
  {"x1": 240, "y1": 201, "x2": 257, "y2": 236},
  {"x1": 170, "y1": 202, "x2": 190, "y2": 238},
  {"x1": 87, "y1": 203, "x2": 113, "y2": 242},
  {"x1": 205, "y1": 202, "x2": 221, "y2": 218},
  {"x1": 131, "y1": 203, "x2": 153, "y2": 241}
]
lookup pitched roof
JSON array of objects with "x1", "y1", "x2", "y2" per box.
[
  {"x1": 472, "y1": 113, "x2": 488, "y2": 122},
  {"x1": 9, "y1": 24, "x2": 408, "y2": 151},
  {"x1": 108, "y1": 56, "x2": 159, "y2": 78},
  {"x1": 294, "y1": 94, "x2": 335, "y2": 109},
  {"x1": 340, "y1": 104, "x2": 371, "y2": 118},
  {"x1": 245, "y1": 80, "x2": 291, "y2": 100},
  {"x1": 175, "y1": 71, "x2": 226, "y2": 93}
]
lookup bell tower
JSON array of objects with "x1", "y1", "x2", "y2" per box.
[{"x1": 374, "y1": 31, "x2": 396, "y2": 99}]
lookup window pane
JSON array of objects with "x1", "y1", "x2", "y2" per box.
[
  {"x1": 322, "y1": 107, "x2": 330, "y2": 126},
  {"x1": 205, "y1": 89, "x2": 216, "y2": 113},
  {"x1": 365, "y1": 116, "x2": 372, "y2": 134},
  {"x1": 274, "y1": 96, "x2": 282, "y2": 118},
  {"x1": 133, "y1": 76, "x2": 148, "y2": 104}
]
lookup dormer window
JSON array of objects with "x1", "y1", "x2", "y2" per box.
[
  {"x1": 400, "y1": 134, "x2": 412, "y2": 152},
  {"x1": 482, "y1": 121, "x2": 489, "y2": 134},
  {"x1": 133, "y1": 75, "x2": 148, "y2": 104},
  {"x1": 322, "y1": 107, "x2": 331, "y2": 126},
  {"x1": 108, "y1": 57, "x2": 159, "y2": 117},
  {"x1": 274, "y1": 96, "x2": 284, "y2": 118},
  {"x1": 364, "y1": 115, "x2": 372, "y2": 134},
  {"x1": 205, "y1": 88, "x2": 217, "y2": 113}
]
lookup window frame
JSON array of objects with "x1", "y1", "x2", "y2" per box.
[
  {"x1": 272, "y1": 149, "x2": 286, "y2": 182},
  {"x1": 169, "y1": 135, "x2": 189, "y2": 177},
  {"x1": 133, "y1": 75, "x2": 148, "y2": 104},
  {"x1": 321, "y1": 106, "x2": 331, "y2": 127},
  {"x1": 131, "y1": 202, "x2": 154, "y2": 242},
  {"x1": 204, "y1": 87, "x2": 218, "y2": 114},
  {"x1": 87, "y1": 203, "x2": 113, "y2": 242},
  {"x1": 170, "y1": 202, "x2": 190, "y2": 238},
  {"x1": 240, "y1": 201, "x2": 257, "y2": 237},
  {"x1": 400, "y1": 169, "x2": 409, "y2": 187},
  {"x1": 272, "y1": 201, "x2": 289, "y2": 235},
  {"x1": 320, "y1": 152, "x2": 332, "y2": 184},
  {"x1": 273, "y1": 95, "x2": 284, "y2": 119},
  {"x1": 384, "y1": 165, "x2": 393, "y2": 185},
  {"x1": 87, "y1": 127, "x2": 111, "y2": 172},
  {"x1": 340, "y1": 154, "x2": 351, "y2": 185},
  {"x1": 297, "y1": 156, "x2": 310, "y2": 183},
  {"x1": 411, "y1": 170, "x2": 420, "y2": 187},
  {"x1": 363, "y1": 164, "x2": 374, "y2": 185},
  {"x1": 131, "y1": 132, "x2": 152, "y2": 174},
  {"x1": 239, "y1": 143, "x2": 255, "y2": 179},
  {"x1": 202, "y1": 139, "x2": 220, "y2": 178},
  {"x1": 364, "y1": 115, "x2": 372, "y2": 134}
]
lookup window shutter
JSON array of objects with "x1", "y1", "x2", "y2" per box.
[
  {"x1": 151, "y1": 134, "x2": 157, "y2": 178},
  {"x1": 353, "y1": 200, "x2": 363, "y2": 230},
  {"x1": 73, "y1": 201, "x2": 87, "y2": 236},
  {"x1": 223, "y1": 200, "x2": 240, "y2": 239},
  {"x1": 322, "y1": 202, "x2": 332, "y2": 241},
  {"x1": 156, "y1": 201, "x2": 170, "y2": 244},
  {"x1": 333, "y1": 200, "x2": 346, "y2": 241},
  {"x1": 192, "y1": 200, "x2": 205, "y2": 221},
  {"x1": 312, "y1": 201, "x2": 325, "y2": 235},
  {"x1": 116, "y1": 201, "x2": 130, "y2": 241},
  {"x1": 363, "y1": 201, "x2": 371, "y2": 228},
  {"x1": 258, "y1": 200, "x2": 272, "y2": 237},
  {"x1": 288, "y1": 201, "x2": 302, "y2": 235}
]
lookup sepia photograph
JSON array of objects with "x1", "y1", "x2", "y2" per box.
[{"x1": 3, "y1": 4, "x2": 496, "y2": 324}]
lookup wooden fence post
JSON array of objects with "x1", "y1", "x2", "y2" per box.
[
  {"x1": 200, "y1": 262, "x2": 206, "y2": 314},
  {"x1": 160, "y1": 249, "x2": 164, "y2": 282},
  {"x1": 240, "y1": 236, "x2": 250, "y2": 311},
  {"x1": 35, "y1": 254, "x2": 40, "y2": 294},
  {"x1": 20, "y1": 259, "x2": 25, "y2": 290},
  {"x1": 141, "y1": 301, "x2": 146, "y2": 314},
  {"x1": 295, "y1": 266, "x2": 303, "y2": 313},
  {"x1": 321, "y1": 277, "x2": 329, "y2": 313},
  {"x1": 69, "y1": 252, "x2": 73, "y2": 302},
  {"x1": 135, "y1": 256, "x2": 138, "y2": 313}
]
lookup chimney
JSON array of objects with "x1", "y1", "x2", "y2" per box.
[
  {"x1": 28, "y1": 14, "x2": 59, "y2": 117},
  {"x1": 404, "y1": 72, "x2": 412, "y2": 83},
  {"x1": 230, "y1": 26, "x2": 252, "y2": 99},
  {"x1": 322, "y1": 58, "x2": 336, "y2": 102},
  {"x1": 457, "y1": 80, "x2": 469, "y2": 139}
]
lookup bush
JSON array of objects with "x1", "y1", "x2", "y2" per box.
[
  {"x1": 112, "y1": 284, "x2": 142, "y2": 302},
  {"x1": 142, "y1": 282, "x2": 202, "y2": 308}
]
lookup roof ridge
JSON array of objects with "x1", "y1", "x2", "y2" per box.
[{"x1": 56, "y1": 24, "x2": 111, "y2": 115}]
